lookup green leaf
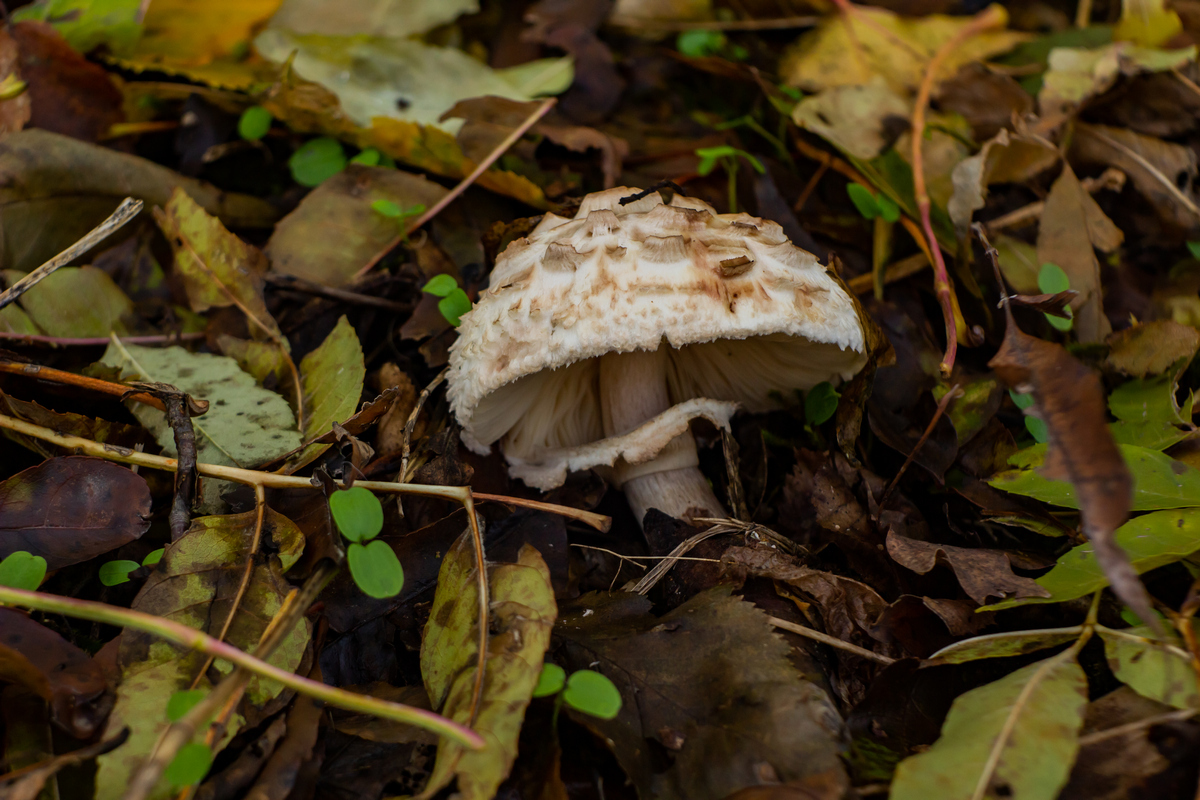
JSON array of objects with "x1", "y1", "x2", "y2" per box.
[
  {"x1": 533, "y1": 663, "x2": 566, "y2": 698},
  {"x1": 676, "y1": 29, "x2": 726, "y2": 57},
  {"x1": 98, "y1": 559, "x2": 140, "y2": 586},
  {"x1": 347, "y1": 540, "x2": 405, "y2": 599},
  {"x1": 142, "y1": 548, "x2": 164, "y2": 567},
  {"x1": 350, "y1": 147, "x2": 382, "y2": 166},
  {"x1": 1188, "y1": 241, "x2": 1200, "y2": 259},
  {"x1": 804, "y1": 382, "x2": 840, "y2": 425},
  {"x1": 289, "y1": 137, "x2": 347, "y2": 187},
  {"x1": 496, "y1": 57, "x2": 575, "y2": 97},
  {"x1": 846, "y1": 183, "x2": 881, "y2": 220},
  {"x1": 165, "y1": 689, "x2": 207, "y2": 723},
  {"x1": 422, "y1": 274, "x2": 458, "y2": 298},
  {"x1": 165, "y1": 743, "x2": 212, "y2": 788},
  {"x1": 0, "y1": 551, "x2": 46, "y2": 590},
  {"x1": 371, "y1": 199, "x2": 403, "y2": 217},
  {"x1": 1038, "y1": 262, "x2": 1071, "y2": 293},
  {"x1": 1099, "y1": 625, "x2": 1198, "y2": 709},
  {"x1": 741, "y1": 151, "x2": 766, "y2": 174},
  {"x1": 287, "y1": 315, "x2": 366, "y2": 471},
  {"x1": 926, "y1": 627, "x2": 1083, "y2": 665},
  {"x1": 984, "y1": 507, "x2": 1200, "y2": 611},
  {"x1": 695, "y1": 145, "x2": 738, "y2": 160},
  {"x1": 329, "y1": 486, "x2": 384, "y2": 543},
  {"x1": 990, "y1": 444, "x2": 1200, "y2": 511},
  {"x1": 562, "y1": 669, "x2": 622, "y2": 720},
  {"x1": 1025, "y1": 415, "x2": 1050, "y2": 443},
  {"x1": 12, "y1": 0, "x2": 142, "y2": 54},
  {"x1": 237, "y1": 106, "x2": 272, "y2": 142},
  {"x1": 890, "y1": 649, "x2": 1087, "y2": 800},
  {"x1": 5, "y1": 266, "x2": 134, "y2": 338},
  {"x1": 876, "y1": 193, "x2": 901, "y2": 222},
  {"x1": 1046, "y1": 306, "x2": 1074, "y2": 332},
  {"x1": 419, "y1": 536, "x2": 556, "y2": 800},
  {"x1": 438, "y1": 288, "x2": 472, "y2": 327},
  {"x1": 1009, "y1": 388, "x2": 1035, "y2": 410},
  {"x1": 696, "y1": 156, "x2": 718, "y2": 176},
  {"x1": 1110, "y1": 374, "x2": 1192, "y2": 427}
]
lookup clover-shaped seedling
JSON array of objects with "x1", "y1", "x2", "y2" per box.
[
  {"x1": 1037, "y1": 263, "x2": 1073, "y2": 333},
  {"x1": 676, "y1": 30, "x2": 747, "y2": 60},
  {"x1": 533, "y1": 663, "x2": 622, "y2": 722},
  {"x1": 422, "y1": 274, "x2": 472, "y2": 327},
  {"x1": 1009, "y1": 388, "x2": 1048, "y2": 443},
  {"x1": 695, "y1": 145, "x2": 765, "y2": 213},
  {"x1": 804, "y1": 381, "x2": 840, "y2": 426},
  {"x1": 350, "y1": 147, "x2": 396, "y2": 167},
  {"x1": 238, "y1": 106, "x2": 272, "y2": 142},
  {"x1": 329, "y1": 486, "x2": 404, "y2": 599},
  {"x1": 288, "y1": 136, "x2": 347, "y2": 187},
  {"x1": 0, "y1": 551, "x2": 46, "y2": 590},
  {"x1": 372, "y1": 199, "x2": 426, "y2": 244},
  {"x1": 846, "y1": 184, "x2": 900, "y2": 223},
  {"x1": 99, "y1": 548, "x2": 164, "y2": 587},
  {"x1": 162, "y1": 690, "x2": 213, "y2": 788}
]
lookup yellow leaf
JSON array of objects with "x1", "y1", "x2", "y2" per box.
[
  {"x1": 1115, "y1": 0, "x2": 1183, "y2": 47},
  {"x1": 780, "y1": 4, "x2": 1027, "y2": 95}
]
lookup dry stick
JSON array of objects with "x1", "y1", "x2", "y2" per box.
[
  {"x1": 263, "y1": 273, "x2": 411, "y2": 313},
  {"x1": 0, "y1": 198, "x2": 143, "y2": 311},
  {"x1": 0, "y1": 331, "x2": 206, "y2": 347},
  {"x1": 983, "y1": 168, "x2": 1126, "y2": 233},
  {"x1": 355, "y1": 98, "x2": 558, "y2": 281},
  {"x1": 159, "y1": 389, "x2": 199, "y2": 541},
  {"x1": 398, "y1": 367, "x2": 448, "y2": 486},
  {"x1": 0, "y1": 358, "x2": 171, "y2": 413},
  {"x1": 876, "y1": 384, "x2": 962, "y2": 513},
  {"x1": 766, "y1": 615, "x2": 896, "y2": 665},
  {"x1": 1075, "y1": 0, "x2": 1094, "y2": 28},
  {"x1": 0, "y1": 584, "x2": 482, "y2": 749},
  {"x1": 912, "y1": 5, "x2": 1006, "y2": 377}
]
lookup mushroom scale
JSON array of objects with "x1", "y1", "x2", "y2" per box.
[{"x1": 447, "y1": 187, "x2": 870, "y2": 525}]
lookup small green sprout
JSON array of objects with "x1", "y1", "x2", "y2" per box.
[
  {"x1": 166, "y1": 743, "x2": 212, "y2": 788},
  {"x1": 329, "y1": 486, "x2": 404, "y2": 599},
  {"x1": 534, "y1": 663, "x2": 622, "y2": 721},
  {"x1": 695, "y1": 145, "x2": 766, "y2": 213},
  {"x1": 1038, "y1": 263, "x2": 1073, "y2": 333},
  {"x1": 422, "y1": 274, "x2": 472, "y2": 327},
  {"x1": 804, "y1": 382, "x2": 840, "y2": 426},
  {"x1": 846, "y1": 184, "x2": 900, "y2": 223},
  {"x1": 371, "y1": 199, "x2": 426, "y2": 244},
  {"x1": 237, "y1": 106, "x2": 272, "y2": 142},
  {"x1": 0, "y1": 551, "x2": 46, "y2": 590},
  {"x1": 1187, "y1": 241, "x2": 1200, "y2": 259},
  {"x1": 288, "y1": 137, "x2": 347, "y2": 187},
  {"x1": 1009, "y1": 388, "x2": 1048, "y2": 443},
  {"x1": 676, "y1": 30, "x2": 747, "y2": 60},
  {"x1": 99, "y1": 548, "x2": 165, "y2": 586},
  {"x1": 166, "y1": 689, "x2": 208, "y2": 723}
]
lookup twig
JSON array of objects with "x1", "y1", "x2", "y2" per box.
[
  {"x1": 263, "y1": 273, "x2": 411, "y2": 313},
  {"x1": 398, "y1": 368, "x2": 447, "y2": 486},
  {"x1": 0, "y1": 198, "x2": 143, "y2": 311},
  {"x1": 847, "y1": 252, "x2": 929, "y2": 295},
  {"x1": 876, "y1": 383, "x2": 962, "y2": 512},
  {"x1": 912, "y1": 5, "x2": 1006, "y2": 376},
  {"x1": 0, "y1": 358, "x2": 172, "y2": 413},
  {"x1": 463, "y1": 493, "x2": 488, "y2": 727},
  {"x1": 473, "y1": 493, "x2": 611, "y2": 531},
  {"x1": 354, "y1": 98, "x2": 557, "y2": 280},
  {"x1": 982, "y1": 168, "x2": 1126, "y2": 233},
  {"x1": 0, "y1": 584, "x2": 483, "y2": 749},
  {"x1": 0, "y1": 331, "x2": 205, "y2": 347},
  {"x1": 1077, "y1": 708, "x2": 1197, "y2": 746},
  {"x1": 766, "y1": 615, "x2": 896, "y2": 665},
  {"x1": 160, "y1": 389, "x2": 199, "y2": 541},
  {"x1": 606, "y1": 14, "x2": 817, "y2": 31}
]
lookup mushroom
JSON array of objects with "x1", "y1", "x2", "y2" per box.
[{"x1": 447, "y1": 187, "x2": 874, "y2": 526}]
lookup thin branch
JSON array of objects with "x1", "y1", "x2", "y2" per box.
[
  {"x1": 0, "y1": 358, "x2": 173, "y2": 413},
  {"x1": 354, "y1": 98, "x2": 558, "y2": 281},
  {"x1": 0, "y1": 198, "x2": 143, "y2": 311},
  {"x1": 263, "y1": 273, "x2": 411, "y2": 313},
  {"x1": 0, "y1": 585, "x2": 483, "y2": 749},
  {"x1": 0, "y1": 331, "x2": 205, "y2": 347},
  {"x1": 876, "y1": 383, "x2": 961, "y2": 512},
  {"x1": 767, "y1": 615, "x2": 896, "y2": 665}
]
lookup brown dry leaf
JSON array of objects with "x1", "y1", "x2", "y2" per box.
[
  {"x1": 936, "y1": 62, "x2": 1033, "y2": 141},
  {"x1": 374, "y1": 364, "x2": 419, "y2": 456},
  {"x1": 12, "y1": 20, "x2": 123, "y2": 142},
  {"x1": 264, "y1": 165, "x2": 448, "y2": 286},
  {"x1": 1071, "y1": 122, "x2": 1200, "y2": 230},
  {"x1": 0, "y1": 26, "x2": 31, "y2": 134},
  {"x1": 884, "y1": 530, "x2": 1050, "y2": 605},
  {"x1": 1105, "y1": 320, "x2": 1200, "y2": 377},
  {"x1": 0, "y1": 607, "x2": 112, "y2": 738},
  {"x1": 948, "y1": 127, "x2": 1059, "y2": 232},
  {"x1": 1036, "y1": 163, "x2": 1121, "y2": 342},
  {"x1": 987, "y1": 278, "x2": 1154, "y2": 630}
]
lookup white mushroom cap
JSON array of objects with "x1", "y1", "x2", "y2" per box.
[{"x1": 446, "y1": 187, "x2": 870, "y2": 490}]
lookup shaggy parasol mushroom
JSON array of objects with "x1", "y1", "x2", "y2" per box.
[{"x1": 447, "y1": 187, "x2": 875, "y2": 526}]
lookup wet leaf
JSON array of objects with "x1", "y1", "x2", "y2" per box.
[
  {"x1": 0, "y1": 456, "x2": 151, "y2": 570},
  {"x1": 0, "y1": 606, "x2": 111, "y2": 738},
  {"x1": 418, "y1": 533, "x2": 556, "y2": 800},
  {"x1": 891, "y1": 648, "x2": 1087, "y2": 800},
  {"x1": 156, "y1": 187, "x2": 281, "y2": 340},
  {"x1": 1098, "y1": 625, "x2": 1198, "y2": 709},
  {"x1": 555, "y1": 587, "x2": 847, "y2": 800},
  {"x1": 95, "y1": 506, "x2": 306, "y2": 800},
  {"x1": 285, "y1": 315, "x2": 365, "y2": 471},
  {"x1": 983, "y1": 508, "x2": 1200, "y2": 612},
  {"x1": 885, "y1": 531, "x2": 1050, "y2": 605}
]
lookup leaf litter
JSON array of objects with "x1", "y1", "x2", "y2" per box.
[{"x1": 2, "y1": 1, "x2": 1200, "y2": 799}]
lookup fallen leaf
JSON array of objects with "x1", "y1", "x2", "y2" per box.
[
  {"x1": 284, "y1": 316, "x2": 365, "y2": 472},
  {"x1": 1105, "y1": 320, "x2": 1200, "y2": 377},
  {"x1": 936, "y1": 62, "x2": 1033, "y2": 141},
  {"x1": 0, "y1": 27, "x2": 30, "y2": 134},
  {"x1": 264, "y1": 165, "x2": 448, "y2": 286},
  {"x1": 6, "y1": 265, "x2": 134, "y2": 337},
  {"x1": 925, "y1": 627, "x2": 1083, "y2": 665},
  {"x1": 948, "y1": 127, "x2": 1059, "y2": 232},
  {"x1": 983, "y1": 508, "x2": 1200, "y2": 612},
  {"x1": 418, "y1": 533, "x2": 556, "y2": 800},
  {"x1": 0, "y1": 729, "x2": 128, "y2": 800},
  {"x1": 95, "y1": 506, "x2": 307, "y2": 800},
  {"x1": 11, "y1": 0, "x2": 142, "y2": 54},
  {"x1": 0, "y1": 607, "x2": 112, "y2": 738},
  {"x1": 216, "y1": 336, "x2": 290, "y2": 392},
  {"x1": 1115, "y1": 0, "x2": 1184, "y2": 47},
  {"x1": 0, "y1": 394, "x2": 154, "y2": 459},
  {"x1": 891, "y1": 648, "x2": 1088, "y2": 800},
  {"x1": 1099, "y1": 625, "x2": 1198, "y2": 709},
  {"x1": 0, "y1": 456, "x2": 150, "y2": 570},
  {"x1": 1036, "y1": 163, "x2": 1120, "y2": 342},
  {"x1": 1038, "y1": 42, "x2": 1195, "y2": 125},
  {"x1": 0, "y1": 130, "x2": 277, "y2": 272},
  {"x1": 885, "y1": 530, "x2": 1050, "y2": 605},
  {"x1": 266, "y1": 0, "x2": 477, "y2": 38},
  {"x1": 555, "y1": 587, "x2": 848, "y2": 800},
  {"x1": 791, "y1": 77, "x2": 910, "y2": 160}
]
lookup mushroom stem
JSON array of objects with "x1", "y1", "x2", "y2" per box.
[{"x1": 599, "y1": 348, "x2": 725, "y2": 526}]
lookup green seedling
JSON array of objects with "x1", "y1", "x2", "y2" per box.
[
  {"x1": 804, "y1": 382, "x2": 841, "y2": 426},
  {"x1": 237, "y1": 106, "x2": 272, "y2": 142},
  {"x1": 846, "y1": 184, "x2": 900, "y2": 223},
  {"x1": 1187, "y1": 241, "x2": 1200, "y2": 259},
  {"x1": 288, "y1": 136, "x2": 347, "y2": 187},
  {"x1": 328, "y1": 486, "x2": 405, "y2": 599},
  {"x1": 350, "y1": 147, "x2": 396, "y2": 167},
  {"x1": 166, "y1": 689, "x2": 208, "y2": 723},
  {"x1": 99, "y1": 548, "x2": 165, "y2": 586},
  {"x1": 695, "y1": 145, "x2": 765, "y2": 213},
  {"x1": 534, "y1": 663, "x2": 622, "y2": 723},
  {"x1": 371, "y1": 199, "x2": 426, "y2": 244},
  {"x1": 422, "y1": 274, "x2": 472, "y2": 327},
  {"x1": 166, "y1": 742, "x2": 212, "y2": 788},
  {"x1": 1009, "y1": 388, "x2": 1048, "y2": 443},
  {"x1": 676, "y1": 29, "x2": 747, "y2": 60},
  {"x1": 0, "y1": 550, "x2": 46, "y2": 590},
  {"x1": 1038, "y1": 262, "x2": 1073, "y2": 333}
]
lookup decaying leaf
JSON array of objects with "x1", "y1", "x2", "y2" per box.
[
  {"x1": 555, "y1": 587, "x2": 848, "y2": 800},
  {"x1": 791, "y1": 77, "x2": 910, "y2": 161},
  {"x1": 1099, "y1": 625, "x2": 1198, "y2": 710},
  {"x1": 885, "y1": 530, "x2": 1050, "y2": 605},
  {"x1": 948, "y1": 127, "x2": 1059, "y2": 232},
  {"x1": 95, "y1": 507, "x2": 307, "y2": 800},
  {"x1": 418, "y1": 533, "x2": 556, "y2": 800},
  {"x1": 6, "y1": 265, "x2": 134, "y2": 337},
  {"x1": 267, "y1": 0, "x2": 477, "y2": 38},
  {"x1": 1105, "y1": 320, "x2": 1200, "y2": 377},
  {"x1": 284, "y1": 316, "x2": 365, "y2": 472}
]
